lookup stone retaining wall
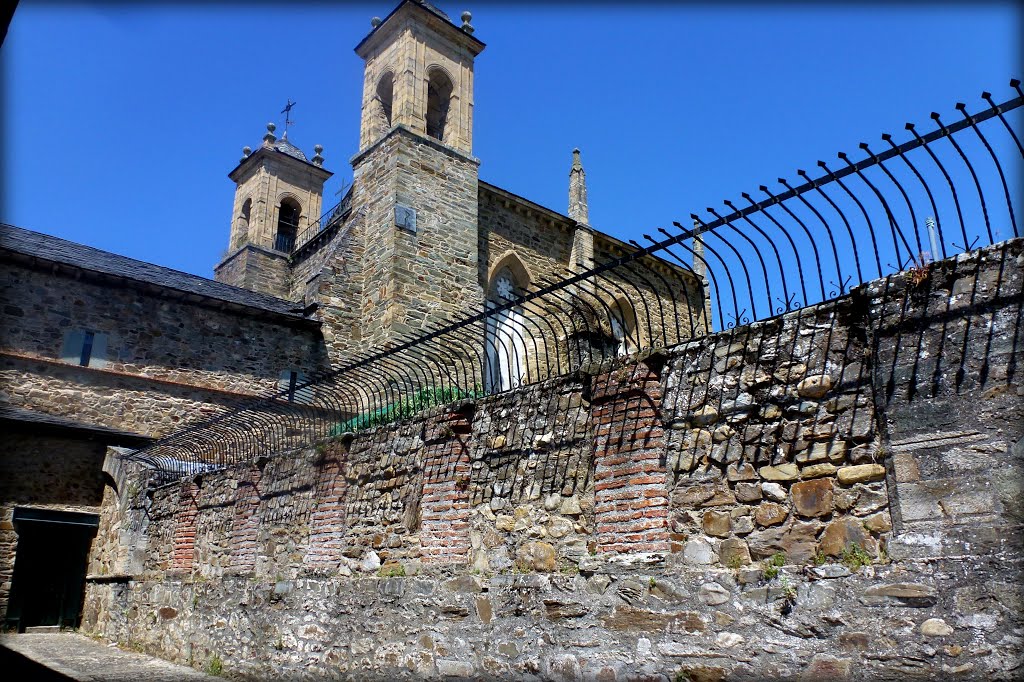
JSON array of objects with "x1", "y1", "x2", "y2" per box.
[{"x1": 81, "y1": 238, "x2": 1023, "y2": 680}]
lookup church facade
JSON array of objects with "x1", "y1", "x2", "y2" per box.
[
  {"x1": 211, "y1": 0, "x2": 704, "y2": 371},
  {"x1": 0, "y1": 0, "x2": 705, "y2": 629}
]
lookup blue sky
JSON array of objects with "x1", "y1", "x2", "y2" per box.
[{"x1": 3, "y1": 1, "x2": 1020, "y2": 286}]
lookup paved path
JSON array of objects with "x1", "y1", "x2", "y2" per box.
[{"x1": 0, "y1": 632, "x2": 217, "y2": 681}]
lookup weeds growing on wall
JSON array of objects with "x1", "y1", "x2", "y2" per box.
[
  {"x1": 206, "y1": 654, "x2": 223, "y2": 676},
  {"x1": 329, "y1": 385, "x2": 485, "y2": 434},
  {"x1": 761, "y1": 552, "x2": 786, "y2": 580},
  {"x1": 841, "y1": 543, "x2": 874, "y2": 570}
]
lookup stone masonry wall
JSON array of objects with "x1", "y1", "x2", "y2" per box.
[
  {"x1": 0, "y1": 433, "x2": 107, "y2": 614},
  {"x1": 0, "y1": 259, "x2": 329, "y2": 436},
  {"x1": 213, "y1": 244, "x2": 293, "y2": 301},
  {"x1": 340, "y1": 128, "x2": 484, "y2": 359},
  {"x1": 81, "y1": 239, "x2": 1023, "y2": 680}
]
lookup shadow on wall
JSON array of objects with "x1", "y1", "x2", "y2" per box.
[{"x1": 114, "y1": 237, "x2": 1022, "y2": 579}]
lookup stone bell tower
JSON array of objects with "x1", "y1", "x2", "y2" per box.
[
  {"x1": 345, "y1": 0, "x2": 486, "y2": 349},
  {"x1": 215, "y1": 123, "x2": 332, "y2": 299}
]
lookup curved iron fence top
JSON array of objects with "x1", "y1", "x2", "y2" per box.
[{"x1": 123, "y1": 80, "x2": 1023, "y2": 475}]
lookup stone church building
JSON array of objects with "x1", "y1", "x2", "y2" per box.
[{"x1": 0, "y1": 0, "x2": 703, "y2": 629}]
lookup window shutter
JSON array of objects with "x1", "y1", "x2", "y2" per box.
[
  {"x1": 90, "y1": 333, "x2": 109, "y2": 368},
  {"x1": 61, "y1": 330, "x2": 84, "y2": 364}
]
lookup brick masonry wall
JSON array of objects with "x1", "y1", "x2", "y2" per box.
[
  {"x1": 419, "y1": 408, "x2": 474, "y2": 564},
  {"x1": 80, "y1": 238, "x2": 1023, "y2": 680},
  {"x1": 591, "y1": 359, "x2": 670, "y2": 554},
  {"x1": 170, "y1": 481, "x2": 199, "y2": 571}
]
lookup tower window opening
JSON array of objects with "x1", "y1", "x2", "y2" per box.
[
  {"x1": 275, "y1": 198, "x2": 301, "y2": 252},
  {"x1": 425, "y1": 69, "x2": 453, "y2": 142},
  {"x1": 375, "y1": 72, "x2": 394, "y2": 136},
  {"x1": 234, "y1": 198, "x2": 252, "y2": 248}
]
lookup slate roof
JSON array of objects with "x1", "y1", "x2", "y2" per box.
[
  {"x1": 272, "y1": 135, "x2": 308, "y2": 161},
  {"x1": 0, "y1": 223, "x2": 317, "y2": 324},
  {"x1": 415, "y1": 0, "x2": 450, "y2": 21},
  {"x1": 0, "y1": 404, "x2": 153, "y2": 446}
]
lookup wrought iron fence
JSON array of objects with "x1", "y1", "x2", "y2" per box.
[{"x1": 127, "y1": 80, "x2": 1023, "y2": 480}]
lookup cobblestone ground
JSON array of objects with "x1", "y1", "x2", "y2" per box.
[{"x1": 0, "y1": 632, "x2": 217, "y2": 681}]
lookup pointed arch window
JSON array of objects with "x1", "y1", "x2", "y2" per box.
[
  {"x1": 485, "y1": 267, "x2": 528, "y2": 394},
  {"x1": 608, "y1": 300, "x2": 638, "y2": 357},
  {"x1": 425, "y1": 69, "x2": 453, "y2": 142},
  {"x1": 275, "y1": 198, "x2": 301, "y2": 252}
]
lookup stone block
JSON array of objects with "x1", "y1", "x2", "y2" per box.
[
  {"x1": 797, "y1": 375, "x2": 833, "y2": 398},
  {"x1": 800, "y1": 463, "x2": 837, "y2": 479},
  {"x1": 726, "y1": 462, "x2": 757, "y2": 482},
  {"x1": 516, "y1": 541, "x2": 556, "y2": 572},
  {"x1": 893, "y1": 482, "x2": 946, "y2": 523},
  {"x1": 702, "y1": 510, "x2": 731, "y2": 537},
  {"x1": 754, "y1": 502, "x2": 789, "y2": 527},
  {"x1": 790, "y1": 478, "x2": 834, "y2": 518},
  {"x1": 683, "y1": 538, "x2": 717, "y2": 565},
  {"x1": 718, "y1": 538, "x2": 751, "y2": 566},
  {"x1": 761, "y1": 482, "x2": 787, "y2": 502},
  {"x1": 802, "y1": 655, "x2": 851, "y2": 680},
  {"x1": 691, "y1": 406, "x2": 720, "y2": 426},
  {"x1": 818, "y1": 517, "x2": 873, "y2": 558},
  {"x1": 734, "y1": 482, "x2": 762, "y2": 503},
  {"x1": 862, "y1": 511, "x2": 892, "y2": 533},
  {"x1": 862, "y1": 582, "x2": 938, "y2": 607},
  {"x1": 920, "y1": 618, "x2": 954, "y2": 637},
  {"x1": 759, "y1": 463, "x2": 799, "y2": 481},
  {"x1": 698, "y1": 582, "x2": 731, "y2": 605},
  {"x1": 836, "y1": 464, "x2": 886, "y2": 485},
  {"x1": 797, "y1": 441, "x2": 847, "y2": 464},
  {"x1": 746, "y1": 519, "x2": 819, "y2": 563}
]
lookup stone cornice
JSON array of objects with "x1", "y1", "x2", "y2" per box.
[
  {"x1": 228, "y1": 146, "x2": 333, "y2": 183},
  {"x1": 350, "y1": 124, "x2": 480, "y2": 168},
  {"x1": 354, "y1": 0, "x2": 485, "y2": 59}
]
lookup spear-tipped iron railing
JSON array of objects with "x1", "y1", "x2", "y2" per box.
[{"x1": 125, "y1": 80, "x2": 1023, "y2": 480}]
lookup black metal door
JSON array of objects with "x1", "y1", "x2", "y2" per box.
[{"x1": 4, "y1": 509, "x2": 98, "y2": 631}]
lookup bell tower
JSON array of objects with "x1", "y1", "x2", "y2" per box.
[
  {"x1": 356, "y1": 1, "x2": 481, "y2": 154},
  {"x1": 342, "y1": 1, "x2": 486, "y2": 349},
  {"x1": 215, "y1": 123, "x2": 332, "y2": 299}
]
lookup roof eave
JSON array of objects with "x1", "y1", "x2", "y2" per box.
[
  {"x1": 354, "y1": 0, "x2": 485, "y2": 59},
  {"x1": 228, "y1": 146, "x2": 334, "y2": 182}
]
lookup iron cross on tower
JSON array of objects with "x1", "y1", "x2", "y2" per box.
[{"x1": 281, "y1": 99, "x2": 296, "y2": 136}]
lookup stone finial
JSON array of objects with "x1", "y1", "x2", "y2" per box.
[
  {"x1": 371, "y1": 16, "x2": 382, "y2": 28},
  {"x1": 263, "y1": 122, "x2": 277, "y2": 146},
  {"x1": 461, "y1": 10, "x2": 474, "y2": 33},
  {"x1": 568, "y1": 147, "x2": 589, "y2": 225},
  {"x1": 240, "y1": 146, "x2": 252, "y2": 164},
  {"x1": 691, "y1": 219, "x2": 707, "y2": 279},
  {"x1": 312, "y1": 144, "x2": 324, "y2": 166}
]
